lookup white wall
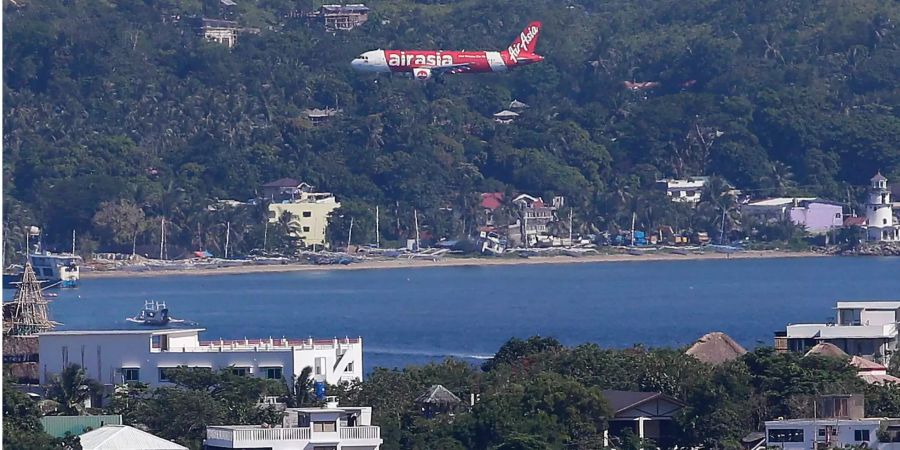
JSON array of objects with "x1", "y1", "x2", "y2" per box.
[
  {"x1": 766, "y1": 420, "x2": 882, "y2": 449},
  {"x1": 40, "y1": 332, "x2": 364, "y2": 388}
]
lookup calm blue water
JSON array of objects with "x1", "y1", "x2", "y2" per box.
[{"x1": 6, "y1": 257, "x2": 900, "y2": 370}]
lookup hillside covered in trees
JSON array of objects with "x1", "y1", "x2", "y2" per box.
[{"x1": 4, "y1": 0, "x2": 900, "y2": 257}]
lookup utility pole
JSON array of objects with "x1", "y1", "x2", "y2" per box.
[
  {"x1": 263, "y1": 221, "x2": 268, "y2": 252},
  {"x1": 413, "y1": 209, "x2": 420, "y2": 251},
  {"x1": 347, "y1": 216, "x2": 354, "y2": 253},
  {"x1": 375, "y1": 206, "x2": 380, "y2": 248},
  {"x1": 225, "y1": 221, "x2": 231, "y2": 259}
]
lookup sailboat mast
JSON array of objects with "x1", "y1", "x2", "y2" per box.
[
  {"x1": 72, "y1": 230, "x2": 76, "y2": 255},
  {"x1": 375, "y1": 206, "x2": 380, "y2": 248},
  {"x1": 160, "y1": 217, "x2": 166, "y2": 260},
  {"x1": 414, "y1": 209, "x2": 420, "y2": 251},
  {"x1": 631, "y1": 212, "x2": 636, "y2": 246},
  {"x1": 347, "y1": 216, "x2": 354, "y2": 253},
  {"x1": 225, "y1": 221, "x2": 230, "y2": 259}
]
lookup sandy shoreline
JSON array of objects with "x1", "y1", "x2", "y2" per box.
[{"x1": 80, "y1": 250, "x2": 826, "y2": 279}]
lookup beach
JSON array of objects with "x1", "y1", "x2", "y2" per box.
[{"x1": 80, "y1": 249, "x2": 826, "y2": 279}]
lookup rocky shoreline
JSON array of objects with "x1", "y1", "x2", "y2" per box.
[{"x1": 823, "y1": 242, "x2": 900, "y2": 256}]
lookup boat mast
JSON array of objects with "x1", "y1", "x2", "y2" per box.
[
  {"x1": 375, "y1": 205, "x2": 380, "y2": 248},
  {"x1": 160, "y1": 217, "x2": 166, "y2": 260},
  {"x1": 347, "y1": 216, "x2": 353, "y2": 253},
  {"x1": 225, "y1": 221, "x2": 231, "y2": 259},
  {"x1": 413, "y1": 209, "x2": 420, "y2": 251},
  {"x1": 72, "y1": 230, "x2": 76, "y2": 255},
  {"x1": 631, "y1": 212, "x2": 636, "y2": 246}
]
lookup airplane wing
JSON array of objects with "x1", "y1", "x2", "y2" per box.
[{"x1": 425, "y1": 63, "x2": 472, "y2": 76}]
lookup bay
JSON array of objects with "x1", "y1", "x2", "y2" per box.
[{"x1": 8, "y1": 257, "x2": 900, "y2": 371}]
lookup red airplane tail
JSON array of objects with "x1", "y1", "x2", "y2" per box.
[{"x1": 504, "y1": 21, "x2": 541, "y2": 63}]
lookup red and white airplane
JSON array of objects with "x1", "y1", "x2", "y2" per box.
[{"x1": 351, "y1": 22, "x2": 544, "y2": 80}]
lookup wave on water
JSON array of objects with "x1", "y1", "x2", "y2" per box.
[{"x1": 366, "y1": 347, "x2": 493, "y2": 360}]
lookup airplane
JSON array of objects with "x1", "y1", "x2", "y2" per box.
[{"x1": 351, "y1": 21, "x2": 544, "y2": 80}]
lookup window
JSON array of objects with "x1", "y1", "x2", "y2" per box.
[
  {"x1": 263, "y1": 367, "x2": 282, "y2": 380},
  {"x1": 835, "y1": 213, "x2": 842, "y2": 219},
  {"x1": 315, "y1": 357, "x2": 326, "y2": 376},
  {"x1": 884, "y1": 218, "x2": 889, "y2": 225},
  {"x1": 344, "y1": 362, "x2": 354, "y2": 373},
  {"x1": 158, "y1": 367, "x2": 173, "y2": 382},
  {"x1": 302, "y1": 226, "x2": 311, "y2": 232},
  {"x1": 312, "y1": 421, "x2": 337, "y2": 432},
  {"x1": 855, "y1": 430, "x2": 870, "y2": 441},
  {"x1": 302, "y1": 211, "x2": 312, "y2": 218},
  {"x1": 768, "y1": 429, "x2": 804, "y2": 443},
  {"x1": 231, "y1": 367, "x2": 250, "y2": 376},
  {"x1": 122, "y1": 368, "x2": 140, "y2": 383}
]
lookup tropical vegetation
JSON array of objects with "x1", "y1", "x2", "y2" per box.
[{"x1": 4, "y1": 0, "x2": 900, "y2": 260}]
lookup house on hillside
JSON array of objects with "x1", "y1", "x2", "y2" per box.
[
  {"x1": 305, "y1": 107, "x2": 341, "y2": 125},
  {"x1": 480, "y1": 192, "x2": 504, "y2": 228},
  {"x1": 415, "y1": 384, "x2": 463, "y2": 418},
  {"x1": 493, "y1": 110, "x2": 519, "y2": 124},
  {"x1": 306, "y1": 4, "x2": 370, "y2": 31},
  {"x1": 188, "y1": 18, "x2": 240, "y2": 47},
  {"x1": 602, "y1": 390, "x2": 685, "y2": 448},
  {"x1": 78, "y1": 425, "x2": 187, "y2": 450},
  {"x1": 656, "y1": 177, "x2": 709, "y2": 204},
  {"x1": 741, "y1": 197, "x2": 843, "y2": 233}
]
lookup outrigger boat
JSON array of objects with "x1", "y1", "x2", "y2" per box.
[{"x1": 126, "y1": 300, "x2": 187, "y2": 326}]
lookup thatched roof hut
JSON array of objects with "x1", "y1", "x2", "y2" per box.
[{"x1": 685, "y1": 332, "x2": 747, "y2": 365}]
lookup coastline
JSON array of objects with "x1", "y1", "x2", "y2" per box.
[{"x1": 80, "y1": 250, "x2": 826, "y2": 279}]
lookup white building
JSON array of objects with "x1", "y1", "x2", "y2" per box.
[
  {"x1": 766, "y1": 418, "x2": 893, "y2": 449},
  {"x1": 656, "y1": 177, "x2": 708, "y2": 203},
  {"x1": 782, "y1": 301, "x2": 900, "y2": 366},
  {"x1": 205, "y1": 397, "x2": 382, "y2": 450},
  {"x1": 38, "y1": 328, "x2": 363, "y2": 388},
  {"x1": 866, "y1": 173, "x2": 899, "y2": 242},
  {"x1": 765, "y1": 395, "x2": 900, "y2": 449}
]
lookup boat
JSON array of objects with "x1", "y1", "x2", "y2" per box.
[
  {"x1": 126, "y1": 300, "x2": 182, "y2": 326},
  {"x1": 25, "y1": 252, "x2": 82, "y2": 288}
]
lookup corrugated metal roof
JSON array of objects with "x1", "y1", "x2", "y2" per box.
[
  {"x1": 78, "y1": 425, "x2": 187, "y2": 450},
  {"x1": 40, "y1": 415, "x2": 122, "y2": 438}
]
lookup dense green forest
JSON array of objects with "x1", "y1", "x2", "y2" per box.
[
  {"x1": 3, "y1": 0, "x2": 900, "y2": 257},
  {"x1": 6, "y1": 338, "x2": 900, "y2": 449}
]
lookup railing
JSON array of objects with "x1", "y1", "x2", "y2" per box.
[
  {"x1": 154, "y1": 337, "x2": 361, "y2": 353},
  {"x1": 340, "y1": 426, "x2": 380, "y2": 440},
  {"x1": 207, "y1": 427, "x2": 311, "y2": 442}
]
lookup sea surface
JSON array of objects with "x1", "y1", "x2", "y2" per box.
[{"x1": 6, "y1": 257, "x2": 900, "y2": 371}]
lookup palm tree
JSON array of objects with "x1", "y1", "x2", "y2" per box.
[
  {"x1": 287, "y1": 366, "x2": 315, "y2": 407},
  {"x1": 45, "y1": 364, "x2": 102, "y2": 415}
]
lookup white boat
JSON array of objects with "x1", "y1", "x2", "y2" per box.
[
  {"x1": 127, "y1": 300, "x2": 179, "y2": 326},
  {"x1": 27, "y1": 252, "x2": 82, "y2": 288}
]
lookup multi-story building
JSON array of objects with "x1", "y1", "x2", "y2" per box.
[
  {"x1": 866, "y1": 173, "x2": 899, "y2": 242},
  {"x1": 205, "y1": 397, "x2": 382, "y2": 450},
  {"x1": 38, "y1": 328, "x2": 363, "y2": 388},
  {"x1": 765, "y1": 395, "x2": 900, "y2": 449},
  {"x1": 305, "y1": 4, "x2": 370, "y2": 31},
  {"x1": 656, "y1": 177, "x2": 708, "y2": 203},
  {"x1": 268, "y1": 192, "x2": 341, "y2": 250},
  {"x1": 779, "y1": 301, "x2": 899, "y2": 366}
]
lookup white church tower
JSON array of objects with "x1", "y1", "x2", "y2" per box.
[{"x1": 866, "y1": 172, "x2": 899, "y2": 241}]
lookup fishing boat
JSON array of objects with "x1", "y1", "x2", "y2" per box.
[
  {"x1": 7, "y1": 252, "x2": 82, "y2": 288},
  {"x1": 126, "y1": 300, "x2": 184, "y2": 326}
]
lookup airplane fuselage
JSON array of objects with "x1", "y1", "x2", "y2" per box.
[{"x1": 351, "y1": 22, "x2": 544, "y2": 79}]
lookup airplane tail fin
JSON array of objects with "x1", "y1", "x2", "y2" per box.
[{"x1": 506, "y1": 21, "x2": 541, "y2": 60}]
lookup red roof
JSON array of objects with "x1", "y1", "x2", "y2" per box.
[
  {"x1": 481, "y1": 192, "x2": 504, "y2": 210},
  {"x1": 844, "y1": 217, "x2": 867, "y2": 227}
]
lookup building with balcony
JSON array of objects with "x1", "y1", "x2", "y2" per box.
[
  {"x1": 205, "y1": 397, "x2": 381, "y2": 449},
  {"x1": 779, "y1": 301, "x2": 900, "y2": 366},
  {"x1": 38, "y1": 328, "x2": 363, "y2": 389},
  {"x1": 305, "y1": 4, "x2": 370, "y2": 31},
  {"x1": 268, "y1": 191, "x2": 341, "y2": 250}
]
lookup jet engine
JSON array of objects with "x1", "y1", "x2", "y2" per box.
[{"x1": 413, "y1": 68, "x2": 432, "y2": 80}]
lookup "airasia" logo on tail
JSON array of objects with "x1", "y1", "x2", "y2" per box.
[{"x1": 507, "y1": 25, "x2": 539, "y2": 63}]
